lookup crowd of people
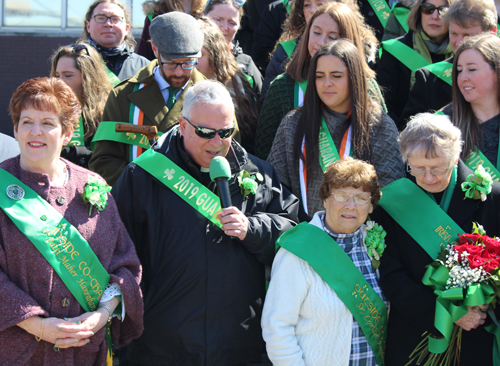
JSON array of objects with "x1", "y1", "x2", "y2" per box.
[{"x1": 1, "y1": 0, "x2": 500, "y2": 364}]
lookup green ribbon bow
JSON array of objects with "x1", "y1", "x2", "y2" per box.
[{"x1": 461, "y1": 165, "x2": 493, "y2": 200}]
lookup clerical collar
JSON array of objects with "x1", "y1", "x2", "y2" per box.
[{"x1": 200, "y1": 167, "x2": 209, "y2": 173}]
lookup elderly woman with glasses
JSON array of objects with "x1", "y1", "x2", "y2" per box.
[
  {"x1": 371, "y1": 112, "x2": 500, "y2": 365},
  {"x1": 262, "y1": 157, "x2": 388, "y2": 366}
]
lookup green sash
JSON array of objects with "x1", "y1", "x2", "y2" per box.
[
  {"x1": 423, "y1": 61, "x2": 453, "y2": 86},
  {"x1": 366, "y1": 0, "x2": 391, "y2": 27},
  {"x1": 133, "y1": 149, "x2": 223, "y2": 229},
  {"x1": 391, "y1": 4, "x2": 409, "y2": 33},
  {"x1": 277, "y1": 222, "x2": 387, "y2": 366},
  {"x1": 381, "y1": 39, "x2": 431, "y2": 73},
  {"x1": 0, "y1": 169, "x2": 110, "y2": 312},
  {"x1": 281, "y1": 0, "x2": 291, "y2": 14},
  {"x1": 464, "y1": 147, "x2": 500, "y2": 182},
  {"x1": 318, "y1": 118, "x2": 341, "y2": 172},
  {"x1": 425, "y1": 165, "x2": 457, "y2": 213},
  {"x1": 90, "y1": 121, "x2": 160, "y2": 151},
  {"x1": 69, "y1": 116, "x2": 85, "y2": 147},
  {"x1": 378, "y1": 178, "x2": 464, "y2": 260},
  {"x1": 104, "y1": 64, "x2": 121, "y2": 87},
  {"x1": 279, "y1": 39, "x2": 297, "y2": 59}
]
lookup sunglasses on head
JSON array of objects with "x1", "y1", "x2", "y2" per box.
[
  {"x1": 70, "y1": 44, "x2": 90, "y2": 56},
  {"x1": 420, "y1": 2, "x2": 449, "y2": 16},
  {"x1": 183, "y1": 117, "x2": 235, "y2": 139}
]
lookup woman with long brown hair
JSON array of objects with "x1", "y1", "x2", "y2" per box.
[
  {"x1": 51, "y1": 43, "x2": 111, "y2": 168},
  {"x1": 197, "y1": 17, "x2": 258, "y2": 153},
  {"x1": 267, "y1": 39, "x2": 403, "y2": 219}
]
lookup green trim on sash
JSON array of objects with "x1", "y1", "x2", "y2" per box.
[
  {"x1": 243, "y1": 73, "x2": 254, "y2": 88},
  {"x1": 423, "y1": 61, "x2": 453, "y2": 86},
  {"x1": 0, "y1": 169, "x2": 110, "y2": 312},
  {"x1": 148, "y1": 12, "x2": 154, "y2": 22},
  {"x1": 381, "y1": 39, "x2": 431, "y2": 72},
  {"x1": 497, "y1": 24, "x2": 500, "y2": 38},
  {"x1": 425, "y1": 165, "x2": 457, "y2": 213},
  {"x1": 378, "y1": 178, "x2": 464, "y2": 260},
  {"x1": 90, "y1": 122, "x2": 162, "y2": 151},
  {"x1": 464, "y1": 147, "x2": 500, "y2": 182},
  {"x1": 392, "y1": 4, "x2": 409, "y2": 33},
  {"x1": 69, "y1": 116, "x2": 85, "y2": 147},
  {"x1": 366, "y1": 0, "x2": 391, "y2": 27},
  {"x1": 133, "y1": 149, "x2": 223, "y2": 229},
  {"x1": 318, "y1": 118, "x2": 341, "y2": 173},
  {"x1": 279, "y1": 39, "x2": 297, "y2": 59},
  {"x1": 277, "y1": 222, "x2": 388, "y2": 366}
]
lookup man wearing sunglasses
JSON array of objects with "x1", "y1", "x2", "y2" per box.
[
  {"x1": 401, "y1": 0, "x2": 498, "y2": 125},
  {"x1": 90, "y1": 12, "x2": 209, "y2": 185},
  {"x1": 112, "y1": 80, "x2": 299, "y2": 366}
]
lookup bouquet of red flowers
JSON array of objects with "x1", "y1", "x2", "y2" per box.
[{"x1": 408, "y1": 223, "x2": 500, "y2": 366}]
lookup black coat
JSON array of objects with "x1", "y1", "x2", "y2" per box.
[
  {"x1": 400, "y1": 56, "x2": 454, "y2": 127},
  {"x1": 371, "y1": 161, "x2": 500, "y2": 366},
  {"x1": 377, "y1": 31, "x2": 447, "y2": 129},
  {"x1": 251, "y1": 0, "x2": 287, "y2": 74},
  {"x1": 112, "y1": 126, "x2": 299, "y2": 365}
]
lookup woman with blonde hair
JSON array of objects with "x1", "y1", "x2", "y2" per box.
[
  {"x1": 51, "y1": 43, "x2": 111, "y2": 168},
  {"x1": 197, "y1": 17, "x2": 258, "y2": 153},
  {"x1": 137, "y1": 0, "x2": 206, "y2": 60}
]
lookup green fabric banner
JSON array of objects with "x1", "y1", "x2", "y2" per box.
[
  {"x1": 281, "y1": 0, "x2": 291, "y2": 13},
  {"x1": 69, "y1": 116, "x2": 85, "y2": 147},
  {"x1": 318, "y1": 118, "x2": 341, "y2": 173},
  {"x1": 90, "y1": 122, "x2": 162, "y2": 151},
  {"x1": 277, "y1": 222, "x2": 388, "y2": 366},
  {"x1": 279, "y1": 39, "x2": 297, "y2": 59},
  {"x1": 0, "y1": 169, "x2": 110, "y2": 312},
  {"x1": 464, "y1": 147, "x2": 500, "y2": 182},
  {"x1": 423, "y1": 61, "x2": 453, "y2": 86},
  {"x1": 133, "y1": 149, "x2": 223, "y2": 229},
  {"x1": 378, "y1": 178, "x2": 464, "y2": 260},
  {"x1": 381, "y1": 39, "x2": 431, "y2": 72},
  {"x1": 392, "y1": 4, "x2": 409, "y2": 32},
  {"x1": 366, "y1": 0, "x2": 391, "y2": 27}
]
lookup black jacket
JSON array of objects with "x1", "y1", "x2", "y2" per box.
[
  {"x1": 400, "y1": 56, "x2": 454, "y2": 127},
  {"x1": 377, "y1": 31, "x2": 447, "y2": 128},
  {"x1": 371, "y1": 161, "x2": 500, "y2": 366},
  {"x1": 112, "y1": 126, "x2": 299, "y2": 365},
  {"x1": 251, "y1": 0, "x2": 288, "y2": 73},
  {"x1": 260, "y1": 41, "x2": 292, "y2": 105},
  {"x1": 232, "y1": 44, "x2": 264, "y2": 98}
]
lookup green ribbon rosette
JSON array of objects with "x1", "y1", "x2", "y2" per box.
[
  {"x1": 461, "y1": 165, "x2": 493, "y2": 201},
  {"x1": 422, "y1": 264, "x2": 496, "y2": 354}
]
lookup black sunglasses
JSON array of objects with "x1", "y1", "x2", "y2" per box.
[
  {"x1": 70, "y1": 44, "x2": 90, "y2": 56},
  {"x1": 183, "y1": 117, "x2": 235, "y2": 139},
  {"x1": 420, "y1": 2, "x2": 448, "y2": 16}
]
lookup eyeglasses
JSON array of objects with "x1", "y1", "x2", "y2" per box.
[
  {"x1": 93, "y1": 14, "x2": 124, "y2": 24},
  {"x1": 331, "y1": 191, "x2": 372, "y2": 206},
  {"x1": 407, "y1": 164, "x2": 452, "y2": 177},
  {"x1": 183, "y1": 117, "x2": 235, "y2": 139},
  {"x1": 159, "y1": 60, "x2": 198, "y2": 70},
  {"x1": 420, "y1": 3, "x2": 449, "y2": 16},
  {"x1": 70, "y1": 44, "x2": 90, "y2": 56}
]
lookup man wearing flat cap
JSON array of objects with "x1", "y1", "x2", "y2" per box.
[{"x1": 89, "y1": 11, "x2": 207, "y2": 185}]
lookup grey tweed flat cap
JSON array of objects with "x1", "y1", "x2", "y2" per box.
[{"x1": 150, "y1": 12, "x2": 203, "y2": 60}]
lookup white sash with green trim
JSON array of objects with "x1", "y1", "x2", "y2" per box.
[
  {"x1": 133, "y1": 149, "x2": 223, "y2": 229},
  {"x1": 277, "y1": 222, "x2": 388, "y2": 366}
]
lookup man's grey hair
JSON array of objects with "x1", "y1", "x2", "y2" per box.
[
  {"x1": 399, "y1": 113, "x2": 463, "y2": 163},
  {"x1": 182, "y1": 80, "x2": 234, "y2": 120},
  {"x1": 442, "y1": 0, "x2": 497, "y2": 32}
]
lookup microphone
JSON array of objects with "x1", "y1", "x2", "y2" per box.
[{"x1": 209, "y1": 156, "x2": 232, "y2": 208}]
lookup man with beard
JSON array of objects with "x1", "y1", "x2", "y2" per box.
[{"x1": 89, "y1": 11, "x2": 207, "y2": 185}]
